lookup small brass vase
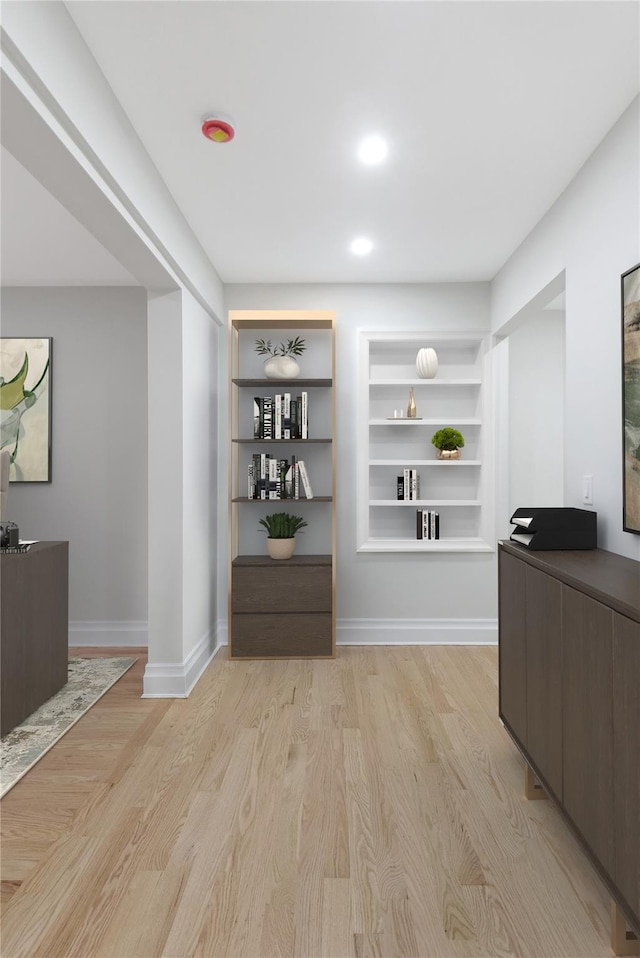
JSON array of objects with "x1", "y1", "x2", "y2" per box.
[{"x1": 407, "y1": 387, "x2": 417, "y2": 418}]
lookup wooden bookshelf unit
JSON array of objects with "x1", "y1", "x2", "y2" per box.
[{"x1": 228, "y1": 310, "x2": 336, "y2": 659}]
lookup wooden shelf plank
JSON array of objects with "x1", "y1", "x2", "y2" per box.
[
  {"x1": 232, "y1": 554, "x2": 332, "y2": 566},
  {"x1": 232, "y1": 378, "x2": 332, "y2": 387},
  {"x1": 233, "y1": 438, "x2": 332, "y2": 444},
  {"x1": 232, "y1": 497, "x2": 332, "y2": 503}
]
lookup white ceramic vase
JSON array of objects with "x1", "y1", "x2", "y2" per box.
[
  {"x1": 267, "y1": 537, "x2": 296, "y2": 560},
  {"x1": 264, "y1": 355, "x2": 301, "y2": 380},
  {"x1": 416, "y1": 347, "x2": 438, "y2": 379}
]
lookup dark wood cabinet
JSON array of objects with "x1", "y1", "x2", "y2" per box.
[
  {"x1": 1, "y1": 541, "x2": 69, "y2": 736},
  {"x1": 230, "y1": 554, "x2": 333, "y2": 658},
  {"x1": 562, "y1": 587, "x2": 614, "y2": 876},
  {"x1": 613, "y1": 612, "x2": 640, "y2": 922},
  {"x1": 525, "y1": 565, "x2": 563, "y2": 800},
  {"x1": 498, "y1": 548, "x2": 527, "y2": 746},
  {"x1": 498, "y1": 541, "x2": 640, "y2": 940}
]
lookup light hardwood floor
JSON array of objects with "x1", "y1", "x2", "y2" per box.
[{"x1": 0, "y1": 645, "x2": 613, "y2": 958}]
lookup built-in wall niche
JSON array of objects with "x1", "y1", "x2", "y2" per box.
[{"x1": 358, "y1": 330, "x2": 494, "y2": 552}]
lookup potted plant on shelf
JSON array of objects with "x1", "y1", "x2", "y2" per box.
[
  {"x1": 431, "y1": 427, "x2": 465, "y2": 460},
  {"x1": 259, "y1": 512, "x2": 308, "y2": 560},
  {"x1": 255, "y1": 337, "x2": 306, "y2": 380}
]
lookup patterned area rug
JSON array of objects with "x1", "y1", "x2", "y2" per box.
[{"x1": 0, "y1": 656, "x2": 137, "y2": 798}]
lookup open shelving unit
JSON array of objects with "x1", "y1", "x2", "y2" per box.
[
  {"x1": 357, "y1": 330, "x2": 494, "y2": 553},
  {"x1": 228, "y1": 310, "x2": 336, "y2": 658}
]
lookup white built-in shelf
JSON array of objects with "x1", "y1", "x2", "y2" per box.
[
  {"x1": 357, "y1": 330, "x2": 494, "y2": 553},
  {"x1": 369, "y1": 378, "x2": 481, "y2": 386},
  {"x1": 370, "y1": 499, "x2": 481, "y2": 507},
  {"x1": 369, "y1": 418, "x2": 481, "y2": 426},
  {"x1": 360, "y1": 537, "x2": 494, "y2": 554},
  {"x1": 369, "y1": 459, "x2": 481, "y2": 466}
]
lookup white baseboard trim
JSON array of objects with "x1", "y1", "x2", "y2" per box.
[
  {"x1": 216, "y1": 618, "x2": 228, "y2": 649},
  {"x1": 216, "y1": 617, "x2": 497, "y2": 649},
  {"x1": 337, "y1": 617, "x2": 498, "y2": 645},
  {"x1": 142, "y1": 628, "x2": 223, "y2": 698},
  {"x1": 69, "y1": 620, "x2": 148, "y2": 647}
]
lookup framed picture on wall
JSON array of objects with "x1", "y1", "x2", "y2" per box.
[
  {"x1": 622, "y1": 263, "x2": 640, "y2": 534},
  {"x1": 0, "y1": 337, "x2": 52, "y2": 482}
]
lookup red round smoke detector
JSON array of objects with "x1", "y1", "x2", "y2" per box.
[{"x1": 201, "y1": 116, "x2": 236, "y2": 143}]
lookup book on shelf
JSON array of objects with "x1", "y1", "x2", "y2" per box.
[
  {"x1": 416, "y1": 509, "x2": 440, "y2": 540},
  {"x1": 285, "y1": 456, "x2": 296, "y2": 498},
  {"x1": 297, "y1": 460, "x2": 314, "y2": 499},
  {"x1": 268, "y1": 456, "x2": 279, "y2": 499},
  {"x1": 260, "y1": 453, "x2": 267, "y2": 500},
  {"x1": 283, "y1": 392, "x2": 291, "y2": 439},
  {"x1": 398, "y1": 469, "x2": 420, "y2": 501},
  {"x1": 263, "y1": 396, "x2": 273, "y2": 439},
  {"x1": 274, "y1": 394, "x2": 282, "y2": 440},
  {"x1": 247, "y1": 454, "x2": 306, "y2": 500},
  {"x1": 250, "y1": 391, "x2": 312, "y2": 440}
]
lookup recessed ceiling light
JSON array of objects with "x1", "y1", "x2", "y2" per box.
[
  {"x1": 358, "y1": 136, "x2": 387, "y2": 165},
  {"x1": 350, "y1": 237, "x2": 374, "y2": 256}
]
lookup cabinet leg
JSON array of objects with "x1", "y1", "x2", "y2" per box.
[
  {"x1": 524, "y1": 763, "x2": 548, "y2": 800},
  {"x1": 611, "y1": 900, "x2": 640, "y2": 956}
]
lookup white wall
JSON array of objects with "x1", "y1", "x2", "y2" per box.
[
  {"x1": 492, "y1": 97, "x2": 640, "y2": 560},
  {"x1": 1, "y1": 286, "x2": 149, "y2": 643},
  {"x1": 181, "y1": 290, "x2": 219, "y2": 662},
  {"x1": 145, "y1": 289, "x2": 220, "y2": 695},
  {"x1": 508, "y1": 309, "x2": 565, "y2": 515},
  {"x1": 223, "y1": 283, "x2": 498, "y2": 641}
]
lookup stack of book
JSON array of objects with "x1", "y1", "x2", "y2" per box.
[
  {"x1": 254, "y1": 391, "x2": 309, "y2": 440},
  {"x1": 248, "y1": 454, "x2": 313, "y2": 499},
  {"x1": 397, "y1": 468, "x2": 420, "y2": 501},
  {"x1": 416, "y1": 510, "x2": 440, "y2": 540}
]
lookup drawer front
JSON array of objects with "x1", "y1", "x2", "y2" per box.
[
  {"x1": 231, "y1": 613, "x2": 333, "y2": 658},
  {"x1": 232, "y1": 566, "x2": 332, "y2": 614}
]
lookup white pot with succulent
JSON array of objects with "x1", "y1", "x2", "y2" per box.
[
  {"x1": 255, "y1": 337, "x2": 306, "y2": 379},
  {"x1": 259, "y1": 512, "x2": 308, "y2": 560}
]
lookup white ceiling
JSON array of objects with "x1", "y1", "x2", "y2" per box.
[{"x1": 3, "y1": 2, "x2": 639, "y2": 287}]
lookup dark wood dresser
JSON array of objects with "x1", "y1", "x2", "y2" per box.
[
  {"x1": 230, "y1": 554, "x2": 333, "y2": 658},
  {"x1": 498, "y1": 541, "x2": 640, "y2": 951},
  {"x1": 1, "y1": 541, "x2": 69, "y2": 736}
]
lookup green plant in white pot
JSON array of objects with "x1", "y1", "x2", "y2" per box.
[
  {"x1": 259, "y1": 512, "x2": 308, "y2": 560},
  {"x1": 255, "y1": 337, "x2": 306, "y2": 380},
  {"x1": 431, "y1": 427, "x2": 465, "y2": 460}
]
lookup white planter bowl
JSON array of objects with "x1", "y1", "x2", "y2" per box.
[
  {"x1": 264, "y1": 356, "x2": 301, "y2": 379},
  {"x1": 267, "y1": 537, "x2": 296, "y2": 560}
]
